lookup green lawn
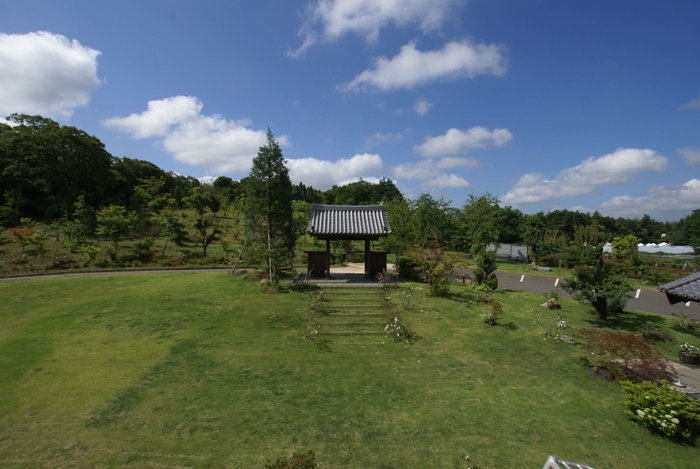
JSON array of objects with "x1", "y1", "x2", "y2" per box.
[{"x1": 1, "y1": 273, "x2": 699, "y2": 468}]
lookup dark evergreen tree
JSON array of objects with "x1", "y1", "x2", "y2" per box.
[{"x1": 243, "y1": 129, "x2": 295, "y2": 281}]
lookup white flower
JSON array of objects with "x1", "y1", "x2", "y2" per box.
[
  {"x1": 636, "y1": 409, "x2": 646, "y2": 417},
  {"x1": 671, "y1": 418, "x2": 680, "y2": 424}
]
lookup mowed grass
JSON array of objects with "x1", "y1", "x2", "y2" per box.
[{"x1": 1, "y1": 274, "x2": 699, "y2": 468}]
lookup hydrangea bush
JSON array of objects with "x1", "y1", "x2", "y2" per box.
[{"x1": 620, "y1": 380, "x2": 700, "y2": 442}]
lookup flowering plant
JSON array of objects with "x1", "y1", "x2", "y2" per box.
[
  {"x1": 384, "y1": 316, "x2": 420, "y2": 343},
  {"x1": 620, "y1": 380, "x2": 700, "y2": 441},
  {"x1": 680, "y1": 343, "x2": 699, "y2": 355}
]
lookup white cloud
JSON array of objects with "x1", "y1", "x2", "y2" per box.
[
  {"x1": 677, "y1": 146, "x2": 700, "y2": 166},
  {"x1": 103, "y1": 96, "x2": 202, "y2": 138},
  {"x1": 364, "y1": 131, "x2": 403, "y2": 147},
  {"x1": 502, "y1": 148, "x2": 669, "y2": 204},
  {"x1": 600, "y1": 179, "x2": 700, "y2": 219},
  {"x1": 413, "y1": 97, "x2": 433, "y2": 115},
  {"x1": 198, "y1": 176, "x2": 217, "y2": 185},
  {"x1": 289, "y1": 0, "x2": 458, "y2": 57},
  {"x1": 0, "y1": 31, "x2": 101, "y2": 118},
  {"x1": 104, "y1": 96, "x2": 289, "y2": 174},
  {"x1": 392, "y1": 157, "x2": 474, "y2": 191},
  {"x1": 340, "y1": 40, "x2": 507, "y2": 92},
  {"x1": 337, "y1": 176, "x2": 383, "y2": 186},
  {"x1": 679, "y1": 94, "x2": 700, "y2": 110},
  {"x1": 424, "y1": 173, "x2": 470, "y2": 191},
  {"x1": 437, "y1": 156, "x2": 480, "y2": 169},
  {"x1": 286, "y1": 153, "x2": 383, "y2": 189},
  {"x1": 414, "y1": 126, "x2": 513, "y2": 157}
]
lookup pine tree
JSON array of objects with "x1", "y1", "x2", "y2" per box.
[{"x1": 243, "y1": 129, "x2": 295, "y2": 282}]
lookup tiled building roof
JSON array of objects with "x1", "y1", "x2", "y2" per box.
[
  {"x1": 306, "y1": 204, "x2": 391, "y2": 239},
  {"x1": 658, "y1": 271, "x2": 700, "y2": 304}
]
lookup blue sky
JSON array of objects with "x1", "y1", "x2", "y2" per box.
[{"x1": 1, "y1": 0, "x2": 699, "y2": 221}]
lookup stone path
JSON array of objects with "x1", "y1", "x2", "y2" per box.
[{"x1": 667, "y1": 361, "x2": 700, "y2": 397}]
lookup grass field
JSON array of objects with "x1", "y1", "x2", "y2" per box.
[{"x1": 1, "y1": 273, "x2": 699, "y2": 468}]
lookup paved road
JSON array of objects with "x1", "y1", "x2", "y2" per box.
[
  {"x1": 456, "y1": 268, "x2": 700, "y2": 320},
  {"x1": 2, "y1": 267, "x2": 699, "y2": 319}
]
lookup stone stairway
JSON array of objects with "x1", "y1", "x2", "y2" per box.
[{"x1": 313, "y1": 288, "x2": 391, "y2": 337}]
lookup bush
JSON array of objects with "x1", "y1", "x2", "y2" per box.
[
  {"x1": 480, "y1": 300, "x2": 503, "y2": 326},
  {"x1": 396, "y1": 256, "x2": 424, "y2": 281},
  {"x1": 620, "y1": 380, "x2": 700, "y2": 442},
  {"x1": 473, "y1": 253, "x2": 498, "y2": 291},
  {"x1": 607, "y1": 293, "x2": 629, "y2": 314}
]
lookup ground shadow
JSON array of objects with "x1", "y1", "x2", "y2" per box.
[
  {"x1": 500, "y1": 322, "x2": 519, "y2": 330},
  {"x1": 582, "y1": 309, "x2": 670, "y2": 332}
]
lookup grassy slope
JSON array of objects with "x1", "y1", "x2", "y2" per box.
[{"x1": 1, "y1": 274, "x2": 699, "y2": 468}]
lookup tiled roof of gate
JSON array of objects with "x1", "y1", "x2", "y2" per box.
[
  {"x1": 657, "y1": 271, "x2": 700, "y2": 303},
  {"x1": 306, "y1": 204, "x2": 391, "y2": 237}
]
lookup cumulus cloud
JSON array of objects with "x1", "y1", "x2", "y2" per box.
[
  {"x1": 286, "y1": 153, "x2": 383, "y2": 189},
  {"x1": 289, "y1": 0, "x2": 458, "y2": 57},
  {"x1": 0, "y1": 31, "x2": 101, "y2": 118},
  {"x1": 414, "y1": 126, "x2": 513, "y2": 158},
  {"x1": 679, "y1": 94, "x2": 700, "y2": 110},
  {"x1": 339, "y1": 40, "x2": 507, "y2": 92},
  {"x1": 104, "y1": 96, "x2": 289, "y2": 174},
  {"x1": 678, "y1": 146, "x2": 700, "y2": 166},
  {"x1": 502, "y1": 148, "x2": 669, "y2": 204},
  {"x1": 392, "y1": 157, "x2": 475, "y2": 192},
  {"x1": 424, "y1": 173, "x2": 470, "y2": 191},
  {"x1": 364, "y1": 131, "x2": 403, "y2": 147},
  {"x1": 413, "y1": 97, "x2": 433, "y2": 115},
  {"x1": 600, "y1": 179, "x2": 700, "y2": 219},
  {"x1": 103, "y1": 96, "x2": 202, "y2": 138}
]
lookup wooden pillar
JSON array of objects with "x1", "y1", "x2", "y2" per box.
[
  {"x1": 325, "y1": 239, "x2": 331, "y2": 279},
  {"x1": 364, "y1": 239, "x2": 371, "y2": 278}
]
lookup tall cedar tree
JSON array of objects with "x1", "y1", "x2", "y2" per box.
[{"x1": 244, "y1": 129, "x2": 295, "y2": 281}]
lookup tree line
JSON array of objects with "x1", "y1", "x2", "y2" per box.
[{"x1": 2, "y1": 115, "x2": 699, "y2": 278}]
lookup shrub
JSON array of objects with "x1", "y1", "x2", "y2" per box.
[
  {"x1": 620, "y1": 380, "x2": 700, "y2": 442},
  {"x1": 607, "y1": 293, "x2": 629, "y2": 314},
  {"x1": 672, "y1": 312, "x2": 700, "y2": 330},
  {"x1": 473, "y1": 253, "x2": 498, "y2": 291},
  {"x1": 395, "y1": 256, "x2": 423, "y2": 281},
  {"x1": 579, "y1": 328, "x2": 669, "y2": 381},
  {"x1": 637, "y1": 325, "x2": 675, "y2": 342},
  {"x1": 480, "y1": 300, "x2": 503, "y2": 326},
  {"x1": 82, "y1": 245, "x2": 101, "y2": 266},
  {"x1": 384, "y1": 316, "x2": 420, "y2": 343},
  {"x1": 265, "y1": 450, "x2": 317, "y2": 469}
]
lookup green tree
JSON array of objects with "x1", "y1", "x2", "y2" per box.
[
  {"x1": 383, "y1": 198, "x2": 416, "y2": 262},
  {"x1": 61, "y1": 195, "x2": 96, "y2": 247},
  {"x1": 611, "y1": 234, "x2": 642, "y2": 278},
  {"x1": 96, "y1": 205, "x2": 137, "y2": 260},
  {"x1": 562, "y1": 242, "x2": 632, "y2": 320},
  {"x1": 412, "y1": 194, "x2": 454, "y2": 247},
  {"x1": 520, "y1": 212, "x2": 548, "y2": 262},
  {"x1": 184, "y1": 188, "x2": 220, "y2": 256},
  {"x1": 243, "y1": 129, "x2": 295, "y2": 281},
  {"x1": 192, "y1": 213, "x2": 220, "y2": 256},
  {"x1": 0, "y1": 114, "x2": 115, "y2": 224},
  {"x1": 160, "y1": 211, "x2": 188, "y2": 255},
  {"x1": 684, "y1": 209, "x2": 700, "y2": 248},
  {"x1": 497, "y1": 205, "x2": 523, "y2": 244},
  {"x1": 459, "y1": 192, "x2": 501, "y2": 289}
]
